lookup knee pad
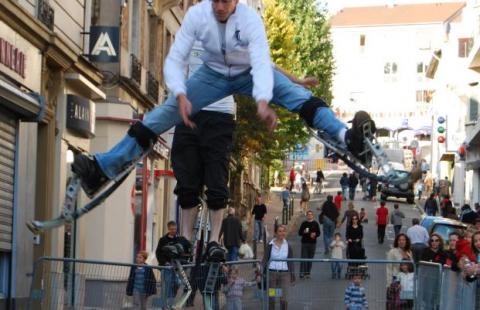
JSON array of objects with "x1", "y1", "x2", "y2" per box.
[
  {"x1": 299, "y1": 96, "x2": 329, "y2": 127},
  {"x1": 127, "y1": 121, "x2": 157, "y2": 150}
]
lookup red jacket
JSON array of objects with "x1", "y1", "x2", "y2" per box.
[
  {"x1": 376, "y1": 207, "x2": 389, "y2": 225},
  {"x1": 334, "y1": 195, "x2": 343, "y2": 210}
]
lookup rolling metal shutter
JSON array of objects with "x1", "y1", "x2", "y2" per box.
[{"x1": 0, "y1": 108, "x2": 16, "y2": 251}]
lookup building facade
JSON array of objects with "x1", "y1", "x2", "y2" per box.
[{"x1": 0, "y1": 0, "x2": 106, "y2": 307}]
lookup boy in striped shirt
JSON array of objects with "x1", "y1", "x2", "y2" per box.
[{"x1": 344, "y1": 274, "x2": 368, "y2": 310}]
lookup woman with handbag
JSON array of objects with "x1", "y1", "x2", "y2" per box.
[{"x1": 263, "y1": 225, "x2": 295, "y2": 310}]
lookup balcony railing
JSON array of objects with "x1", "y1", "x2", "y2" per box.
[
  {"x1": 130, "y1": 54, "x2": 141, "y2": 86},
  {"x1": 38, "y1": 0, "x2": 55, "y2": 31},
  {"x1": 147, "y1": 71, "x2": 159, "y2": 101}
]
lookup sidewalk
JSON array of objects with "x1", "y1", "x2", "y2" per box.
[{"x1": 246, "y1": 189, "x2": 303, "y2": 260}]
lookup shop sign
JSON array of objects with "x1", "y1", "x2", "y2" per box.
[
  {"x1": 0, "y1": 21, "x2": 42, "y2": 92},
  {"x1": 66, "y1": 95, "x2": 95, "y2": 138},
  {"x1": 152, "y1": 138, "x2": 170, "y2": 159},
  {"x1": 88, "y1": 26, "x2": 119, "y2": 63}
]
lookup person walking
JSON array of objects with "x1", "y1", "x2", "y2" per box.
[
  {"x1": 424, "y1": 193, "x2": 438, "y2": 216},
  {"x1": 300, "y1": 182, "x2": 310, "y2": 215},
  {"x1": 298, "y1": 210, "x2": 321, "y2": 278},
  {"x1": 376, "y1": 201, "x2": 389, "y2": 244},
  {"x1": 281, "y1": 185, "x2": 290, "y2": 209},
  {"x1": 319, "y1": 195, "x2": 339, "y2": 255},
  {"x1": 289, "y1": 168, "x2": 296, "y2": 192},
  {"x1": 264, "y1": 225, "x2": 295, "y2": 310},
  {"x1": 334, "y1": 191, "x2": 343, "y2": 210},
  {"x1": 340, "y1": 173, "x2": 349, "y2": 199},
  {"x1": 348, "y1": 173, "x2": 359, "y2": 201},
  {"x1": 314, "y1": 169, "x2": 325, "y2": 194},
  {"x1": 406, "y1": 218, "x2": 429, "y2": 262},
  {"x1": 341, "y1": 202, "x2": 359, "y2": 232},
  {"x1": 220, "y1": 207, "x2": 245, "y2": 261},
  {"x1": 252, "y1": 196, "x2": 267, "y2": 243},
  {"x1": 390, "y1": 204, "x2": 405, "y2": 237}
]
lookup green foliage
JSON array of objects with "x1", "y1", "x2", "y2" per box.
[
  {"x1": 229, "y1": 0, "x2": 334, "y2": 183},
  {"x1": 276, "y1": 0, "x2": 334, "y2": 102}
]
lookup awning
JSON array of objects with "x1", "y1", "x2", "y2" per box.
[
  {"x1": 0, "y1": 78, "x2": 43, "y2": 120},
  {"x1": 440, "y1": 153, "x2": 455, "y2": 162}
]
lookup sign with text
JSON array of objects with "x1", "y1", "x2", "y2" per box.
[
  {"x1": 66, "y1": 95, "x2": 95, "y2": 138},
  {"x1": 0, "y1": 21, "x2": 42, "y2": 92},
  {"x1": 89, "y1": 26, "x2": 119, "y2": 62}
]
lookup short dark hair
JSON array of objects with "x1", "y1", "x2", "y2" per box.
[
  {"x1": 337, "y1": 191, "x2": 342, "y2": 195},
  {"x1": 167, "y1": 221, "x2": 177, "y2": 227},
  {"x1": 394, "y1": 204, "x2": 399, "y2": 209},
  {"x1": 412, "y1": 218, "x2": 420, "y2": 225},
  {"x1": 448, "y1": 232, "x2": 460, "y2": 238},
  {"x1": 380, "y1": 201, "x2": 386, "y2": 206},
  {"x1": 400, "y1": 259, "x2": 414, "y2": 273},
  {"x1": 327, "y1": 195, "x2": 333, "y2": 201}
]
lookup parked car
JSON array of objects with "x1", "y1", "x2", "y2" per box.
[
  {"x1": 379, "y1": 162, "x2": 415, "y2": 204},
  {"x1": 420, "y1": 216, "x2": 467, "y2": 243}
]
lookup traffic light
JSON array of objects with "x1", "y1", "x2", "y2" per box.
[{"x1": 437, "y1": 116, "x2": 446, "y2": 143}]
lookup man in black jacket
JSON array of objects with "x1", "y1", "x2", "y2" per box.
[
  {"x1": 348, "y1": 173, "x2": 359, "y2": 200},
  {"x1": 298, "y1": 210, "x2": 321, "y2": 278},
  {"x1": 424, "y1": 193, "x2": 439, "y2": 216},
  {"x1": 319, "y1": 195, "x2": 339, "y2": 255},
  {"x1": 219, "y1": 207, "x2": 245, "y2": 261},
  {"x1": 155, "y1": 221, "x2": 180, "y2": 308}
]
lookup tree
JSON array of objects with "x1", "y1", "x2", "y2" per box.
[{"x1": 277, "y1": 0, "x2": 334, "y2": 102}]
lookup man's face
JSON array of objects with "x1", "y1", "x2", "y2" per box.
[
  {"x1": 168, "y1": 224, "x2": 177, "y2": 236},
  {"x1": 448, "y1": 235, "x2": 458, "y2": 250},
  {"x1": 212, "y1": 0, "x2": 238, "y2": 22},
  {"x1": 306, "y1": 211, "x2": 314, "y2": 221}
]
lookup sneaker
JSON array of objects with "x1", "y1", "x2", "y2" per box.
[
  {"x1": 71, "y1": 154, "x2": 109, "y2": 198},
  {"x1": 345, "y1": 111, "x2": 376, "y2": 165}
]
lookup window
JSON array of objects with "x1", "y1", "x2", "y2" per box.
[
  {"x1": 360, "y1": 34, "x2": 365, "y2": 46},
  {"x1": 417, "y1": 62, "x2": 428, "y2": 74},
  {"x1": 458, "y1": 38, "x2": 474, "y2": 58},
  {"x1": 384, "y1": 62, "x2": 398, "y2": 82},
  {"x1": 416, "y1": 90, "x2": 434, "y2": 103},
  {"x1": 469, "y1": 98, "x2": 479, "y2": 122},
  {"x1": 0, "y1": 252, "x2": 9, "y2": 298}
]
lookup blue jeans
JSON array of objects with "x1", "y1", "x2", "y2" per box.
[
  {"x1": 254, "y1": 220, "x2": 263, "y2": 241},
  {"x1": 331, "y1": 261, "x2": 342, "y2": 275},
  {"x1": 161, "y1": 269, "x2": 178, "y2": 307},
  {"x1": 341, "y1": 186, "x2": 348, "y2": 199},
  {"x1": 227, "y1": 246, "x2": 239, "y2": 261},
  {"x1": 323, "y1": 217, "x2": 336, "y2": 253},
  {"x1": 95, "y1": 65, "x2": 346, "y2": 178}
]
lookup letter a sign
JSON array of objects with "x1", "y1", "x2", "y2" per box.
[{"x1": 89, "y1": 26, "x2": 119, "y2": 62}]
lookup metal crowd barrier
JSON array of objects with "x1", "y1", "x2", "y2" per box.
[
  {"x1": 28, "y1": 257, "x2": 265, "y2": 310},
  {"x1": 265, "y1": 258, "x2": 417, "y2": 310},
  {"x1": 28, "y1": 257, "x2": 478, "y2": 310}
]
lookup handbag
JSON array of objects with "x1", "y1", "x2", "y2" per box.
[{"x1": 239, "y1": 243, "x2": 254, "y2": 259}]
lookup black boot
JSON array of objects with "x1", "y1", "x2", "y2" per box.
[
  {"x1": 71, "y1": 154, "x2": 109, "y2": 198},
  {"x1": 345, "y1": 111, "x2": 376, "y2": 165}
]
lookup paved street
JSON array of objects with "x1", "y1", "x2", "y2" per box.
[{"x1": 272, "y1": 172, "x2": 422, "y2": 309}]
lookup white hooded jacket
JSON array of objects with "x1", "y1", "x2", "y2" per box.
[{"x1": 164, "y1": 0, "x2": 273, "y2": 103}]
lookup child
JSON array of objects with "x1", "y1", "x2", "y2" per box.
[
  {"x1": 359, "y1": 208, "x2": 368, "y2": 223},
  {"x1": 126, "y1": 251, "x2": 157, "y2": 310},
  {"x1": 330, "y1": 232, "x2": 346, "y2": 279},
  {"x1": 334, "y1": 191, "x2": 343, "y2": 210},
  {"x1": 344, "y1": 273, "x2": 368, "y2": 310},
  {"x1": 397, "y1": 261, "x2": 414, "y2": 309},
  {"x1": 224, "y1": 266, "x2": 256, "y2": 310}
]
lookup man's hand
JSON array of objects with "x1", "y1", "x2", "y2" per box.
[
  {"x1": 298, "y1": 77, "x2": 319, "y2": 88},
  {"x1": 177, "y1": 94, "x2": 196, "y2": 128},
  {"x1": 257, "y1": 100, "x2": 277, "y2": 132}
]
